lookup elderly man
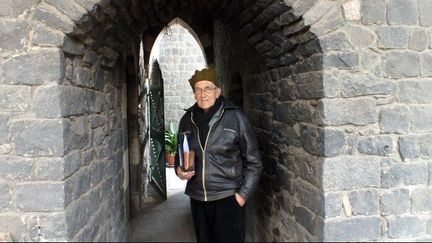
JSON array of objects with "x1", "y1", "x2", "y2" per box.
[{"x1": 175, "y1": 67, "x2": 262, "y2": 242}]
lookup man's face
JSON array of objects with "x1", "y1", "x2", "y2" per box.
[{"x1": 194, "y1": 80, "x2": 221, "y2": 111}]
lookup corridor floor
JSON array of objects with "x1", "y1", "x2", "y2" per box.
[{"x1": 130, "y1": 167, "x2": 196, "y2": 242}]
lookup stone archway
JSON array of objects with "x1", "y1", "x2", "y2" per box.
[{"x1": 2, "y1": 0, "x2": 432, "y2": 242}]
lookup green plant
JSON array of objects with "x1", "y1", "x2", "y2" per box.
[{"x1": 164, "y1": 121, "x2": 178, "y2": 154}]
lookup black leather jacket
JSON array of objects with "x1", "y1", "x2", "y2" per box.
[{"x1": 175, "y1": 100, "x2": 262, "y2": 202}]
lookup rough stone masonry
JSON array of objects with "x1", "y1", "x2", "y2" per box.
[{"x1": 0, "y1": 0, "x2": 431, "y2": 242}]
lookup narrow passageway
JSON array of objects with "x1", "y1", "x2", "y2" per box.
[{"x1": 130, "y1": 168, "x2": 195, "y2": 242}]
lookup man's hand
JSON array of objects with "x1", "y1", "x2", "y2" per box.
[
  {"x1": 235, "y1": 193, "x2": 246, "y2": 207},
  {"x1": 176, "y1": 166, "x2": 195, "y2": 180}
]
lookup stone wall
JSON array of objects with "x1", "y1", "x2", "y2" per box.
[
  {"x1": 1, "y1": 0, "x2": 432, "y2": 242},
  {"x1": 150, "y1": 21, "x2": 206, "y2": 128},
  {"x1": 0, "y1": 1, "x2": 130, "y2": 241},
  {"x1": 212, "y1": 0, "x2": 432, "y2": 241},
  {"x1": 320, "y1": 0, "x2": 432, "y2": 240}
]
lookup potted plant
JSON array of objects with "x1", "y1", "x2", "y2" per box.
[{"x1": 164, "y1": 121, "x2": 178, "y2": 167}]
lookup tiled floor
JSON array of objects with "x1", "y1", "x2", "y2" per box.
[{"x1": 130, "y1": 167, "x2": 196, "y2": 242}]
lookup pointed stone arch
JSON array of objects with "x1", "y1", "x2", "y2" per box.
[{"x1": 149, "y1": 17, "x2": 207, "y2": 128}]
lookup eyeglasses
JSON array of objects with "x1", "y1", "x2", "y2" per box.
[{"x1": 193, "y1": 86, "x2": 218, "y2": 94}]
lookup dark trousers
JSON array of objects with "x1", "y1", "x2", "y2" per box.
[{"x1": 190, "y1": 196, "x2": 246, "y2": 242}]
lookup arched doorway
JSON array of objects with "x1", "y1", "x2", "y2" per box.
[{"x1": 2, "y1": 0, "x2": 426, "y2": 242}]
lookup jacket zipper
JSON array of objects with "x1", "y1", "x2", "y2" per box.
[{"x1": 190, "y1": 109, "x2": 225, "y2": 201}]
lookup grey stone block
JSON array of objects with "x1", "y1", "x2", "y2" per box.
[
  {"x1": 28, "y1": 213, "x2": 67, "y2": 241},
  {"x1": 0, "y1": 0, "x2": 38, "y2": 17},
  {"x1": 0, "y1": 20, "x2": 29, "y2": 50},
  {"x1": 63, "y1": 117, "x2": 90, "y2": 153},
  {"x1": 341, "y1": 72, "x2": 393, "y2": 97},
  {"x1": 0, "y1": 155, "x2": 33, "y2": 180},
  {"x1": 349, "y1": 190, "x2": 379, "y2": 216},
  {"x1": 399, "y1": 136, "x2": 420, "y2": 161},
  {"x1": 387, "y1": 215, "x2": 427, "y2": 238},
  {"x1": 105, "y1": 86, "x2": 117, "y2": 111},
  {"x1": 0, "y1": 85, "x2": 31, "y2": 112},
  {"x1": 92, "y1": 127, "x2": 105, "y2": 146},
  {"x1": 293, "y1": 72, "x2": 327, "y2": 99},
  {"x1": 322, "y1": 71, "x2": 339, "y2": 98},
  {"x1": 94, "y1": 68, "x2": 105, "y2": 91},
  {"x1": 87, "y1": 187, "x2": 101, "y2": 214},
  {"x1": 320, "y1": 98, "x2": 376, "y2": 126},
  {"x1": 0, "y1": 214, "x2": 28, "y2": 241},
  {"x1": 361, "y1": 0, "x2": 386, "y2": 25},
  {"x1": 62, "y1": 36, "x2": 85, "y2": 56},
  {"x1": 382, "y1": 163, "x2": 428, "y2": 188},
  {"x1": 376, "y1": 26, "x2": 408, "y2": 49},
  {"x1": 379, "y1": 106, "x2": 409, "y2": 134},
  {"x1": 84, "y1": 50, "x2": 98, "y2": 65},
  {"x1": 73, "y1": 168, "x2": 91, "y2": 199},
  {"x1": 33, "y1": 7, "x2": 74, "y2": 33},
  {"x1": 361, "y1": 50, "x2": 382, "y2": 76},
  {"x1": 380, "y1": 188, "x2": 410, "y2": 215},
  {"x1": 419, "y1": 0, "x2": 432, "y2": 26},
  {"x1": 33, "y1": 85, "x2": 87, "y2": 118},
  {"x1": 0, "y1": 115, "x2": 8, "y2": 144},
  {"x1": 324, "y1": 192, "x2": 341, "y2": 218},
  {"x1": 294, "y1": 206, "x2": 324, "y2": 236},
  {"x1": 15, "y1": 182, "x2": 65, "y2": 211},
  {"x1": 65, "y1": 198, "x2": 90, "y2": 238},
  {"x1": 411, "y1": 106, "x2": 432, "y2": 132},
  {"x1": 10, "y1": 119, "x2": 66, "y2": 156},
  {"x1": 324, "y1": 216, "x2": 381, "y2": 241},
  {"x1": 34, "y1": 157, "x2": 64, "y2": 180},
  {"x1": 45, "y1": 0, "x2": 87, "y2": 22},
  {"x1": 64, "y1": 150, "x2": 83, "y2": 178},
  {"x1": 358, "y1": 136, "x2": 393, "y2": 156},
  {"x1": 88, "y1": 114, "x2": 107, "y2": 129},
  {"x1": 274, "y1": 101, "x2": 313, "y2": 123},
  {"x1": 323, "y1": 157, "x2": 380, "y2": 190},
  {"x1": 323, "y1": 52, "x2": 359, "y2": 70},
  {"x1": 99, "y1": 46, "x2": 119, "y2": 61},
  {"x1": 346, "y1": 26, "x2": 376, "y2": 50},
  {"x1": 74, "y1": 67, "x2": 94, "y2": 88},
  {"x1": 82, "y1": 149, "x2": 95, "y2": 167},
  {"x1": 85, "y1": 90, "x2": 100, "y2": 113},
  {"x1": 420, "y1": 52, "x2": 432, "y2": 77},
  {"x1": 322, "y1": 129, "x2": 346, "y2": 157},
  {"x1": 409, "y1": 28, "x2": 429, "y2": 51},
  {"x1": 310, "y1": 7, "x2": 344, "y2": 36},
  {"x1": 300, "y1": 125, "x2": 346, "y2": 157},
  {"x1": 383, "y1": 51, "x2": 419, "y2": 78},
  {"x1": 297, "y1": 182, "x2": 324, "y2": 217},
  {"x1": 398, "y1": 80, "x2": 432, "y2": 103},
  {"x1": 411, "y1": 188, "x2": 432, "y2": 213},
  {"x1": 388, "y1": 0, "x2": 418, "y2": 25},
  {"x1": 1, "y1": 50, "x2": 65, "y2": 85},
  {"x1": 31, "y1": 24, "x2": 64, "y2": 47},
  {"x1": 278, "y1": 77, "x2": 297, "y2": 101},
  {"x1": 319, "y1": 31, "x2": 351, "y2": 51},
  {"x1": 0, "y1": 181, "x2": 11, "y2": 211},
  {"x1": 419, "y1": 134, "x2": 432, "y2": 158}
]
